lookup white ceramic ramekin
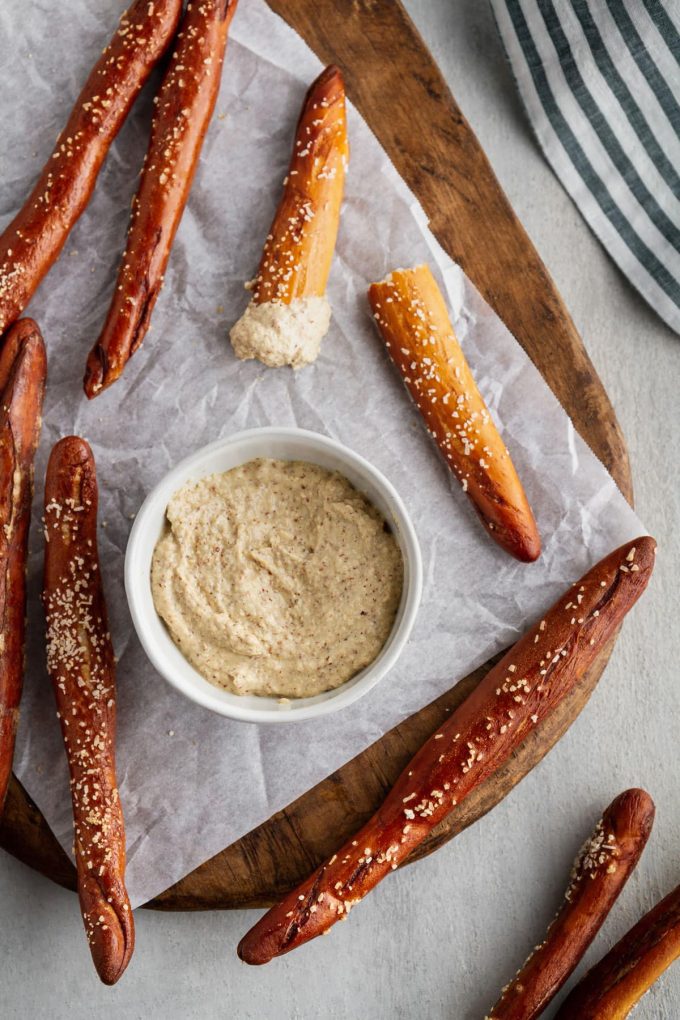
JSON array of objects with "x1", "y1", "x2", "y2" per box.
[{"x1": 124, "y1": 427, "x2": 422, "y2": 724}]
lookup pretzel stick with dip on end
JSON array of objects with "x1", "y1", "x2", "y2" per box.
[
  {"x1": 368, "y1": 265, "x2": 540, "y2": 562},
  {"x1": 43, "y1": 438, "x2": 134, "y2": 985},
  {"x1": 0, "y1": 320, "x2": 46, "y2": 814},
  {"x1": 229, "y1": 64, "x2": 348, "y2": 369},
  {"x1": 0, "y1": 0, "x2": 183, "y2": 335},
  {"x1": 486, "y1": 788, "x2": 655, "y2": 1020},
  {"x1": 555, "y1": 882, "x2": 680, "y2": 1019},
  {"x1": 84, "y1": 0, "x2": 239, "y2": 399},
  {"x1": 237, "y1": 537, "x2": 655, "y2": 965}
]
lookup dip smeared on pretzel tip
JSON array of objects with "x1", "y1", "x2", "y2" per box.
[
  {"x1": 486, "y1": 788, "x2": 655, "y2": 1020},
  {"x1": 229, "y1": 64, "x2": 348, "y2": 368},
  {"x1": 369, "y1": 264, "x2": 540, "y2": 562},
  {"x1": 43, "y1": 438, "x2": 134, "y2": 984},
  {"x1": 0, "y1": 320, "x2": 46, "y2": 814},
  {"x1": 0, "y1": 0, "x2": 183, "y2": 335},
  {"x1": 84, "y1": 0, "x2": 240, "y2": 398},
  {"x1": 238, "y1": 537, "x2": 655, "y2": 964}
]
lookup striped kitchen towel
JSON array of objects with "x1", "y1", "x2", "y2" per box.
[{"x1": 490, "y1": 0, "x2": 680, "y2": 335}]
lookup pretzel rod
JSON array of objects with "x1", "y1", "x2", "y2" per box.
[
  {"x1": 85, "y1": 0, "x2": 239, "y2": 398},
  {"x1": 249, "y1": 65, "x2": 347, "y2": 304},
  {"x1": 238, "y1": 537, "x2": 655, "y2": 964},
  {"x1": 368, "y1": 265, "x2": 540, "y2": 562},
  {"x1": 555, "y1": 882, "x2": 680, "y2": 1019},
  {"x1": 486, "y1": 788, "x2": 655, "y2": 1020},
  {"x1": 0, "y1": 320, "x2": 46, "y2": 813},
  {"x1": 229, "y1": 64, "x2": 348, "y2": 368},
  {"x1": 43, "y1": 438, "x2": 133, "y2": 985},
  {"x1": 0, "y1": 0, "x2": 183, "y2": 335}
]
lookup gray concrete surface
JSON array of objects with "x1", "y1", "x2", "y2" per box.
[{"x1": 2, "y1": 2, "x2": 679, "y2": 1017}]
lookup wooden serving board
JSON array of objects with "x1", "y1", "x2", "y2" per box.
[{"x1": 0, "y1": 0, "x2": 633, "y2": 909}]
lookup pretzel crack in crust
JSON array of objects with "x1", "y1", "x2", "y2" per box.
[
  {"x1": 84, "y1": 0, "x2": 240, "y2": 398},
  {"x1": 486, "y1": 788, "x2": 655, "y2": 1020},
  {"x1": 368, "y1": 265, "x2": 540, "y2": 562},
  {"x1": 555, "y1": 882, "x2": 680, "y2": 1019},
  {"x1": 0, "y1": 0, "x2": 183, "y2": 335},
  {"x1": 237, "y1": 537, "x2": 655, "y2": 964},
  {"x1": 0, "y1": 320, "x2": 46, "y2": 814},
  {"x1": 229, "y1": 64, "x2": 348, "y2": 368},
  {"x1": 43, "y1": 438, "x2": 133, "y2": 985}
]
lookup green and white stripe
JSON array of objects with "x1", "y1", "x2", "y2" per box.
[{"x1": 491, "y1": 0, "x2": 680, "y2": 334}]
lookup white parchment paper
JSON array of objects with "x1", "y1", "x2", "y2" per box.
[{"x1": 3, "y1": 0, "x2": 643, "y2": 907}]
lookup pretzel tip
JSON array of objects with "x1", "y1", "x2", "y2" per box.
[
  {"x1": 91, "y1": 907, "x2": 135, "y2": 985},
  {"x1": 45, "y1": 437, "x2": 98, "y2": 524},
  {"x1": 236, "y1": 939, "x2": 255, "y2": 964},
  {"x1": 49, "y1": 435, "x2": 94, "y2": 472},
  {"x1": 313, "y1": 63, "x2": 344, "y2": 97},
  {"x1": 0, "y1": 317, "x2": 47, "y2": 387},
  {"x1": 520, "y1": 534, "x2": 541, "y2": 562},
  {"x1": 484, "y1": 517, "x2": 541, "y2": 563},
  {"x1": 620, "y1": 537, "x2": 656, "y2": 588},
  {"x1": 632, "y1": 534, "x2": 656, "y2": 560},
  {"x1": 2, "y1": 316, "x2": 40, "y2": 342},
  {"x1": 221, "y1": 0, "x2": 239, "y2": 19},
  {"x1": 307, "y1": 64, "x2": 346, "y2": 138},
  {"x1": 613, "y1": 787, "x2": 655, "y2": 837},
  {"x1": 238, "y1": 869, "x2": 327, "y2": 964},
  {"x1": 98, "y1": 928, "x2": 134, "y2": 985},
  {"x1": 237, "y1": 931, "x2": 274, "y2": 966},
  {"x1": 83, "y1": 346, "x2": 107, "y2": 400}
]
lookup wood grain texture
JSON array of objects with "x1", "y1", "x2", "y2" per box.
[{"x1": 0, "y1": 0, "x2": 632, "y2": 910}]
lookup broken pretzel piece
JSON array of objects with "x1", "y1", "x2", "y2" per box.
[
  {"x1": 369, "y1": 265, "x2": 540, "y2": 562},
  {"x1": 230, "y1": 64, "x2": 348, "y2": 369}
]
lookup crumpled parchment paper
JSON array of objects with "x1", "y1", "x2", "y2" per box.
[{"x1": 2, "y1": 0, "x2": 643, "y2": 907}]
